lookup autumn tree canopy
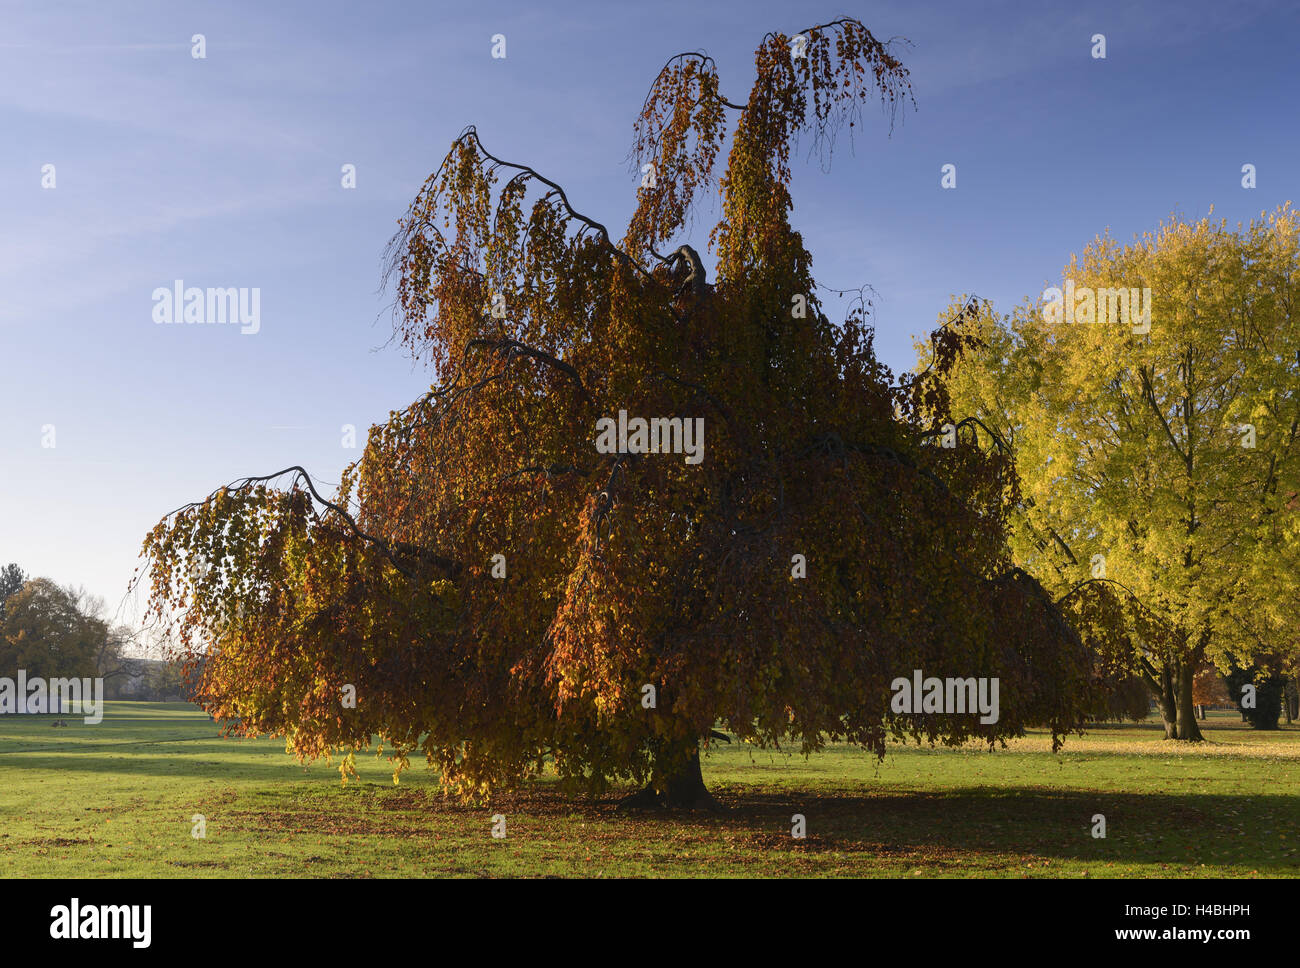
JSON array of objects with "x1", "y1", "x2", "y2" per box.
[
  {"x1": 0, "y1": 563, "x2": 24, "y2": 613},
  {"x1": 138, "y1": 19, "x2": 1108, "y2": 808},
  {"x1": 0, "y1": 578, "x2": 106, "y2": 682},
  {"x1": 934, "y1": 207, "x2": 1300, "y2": 741}
]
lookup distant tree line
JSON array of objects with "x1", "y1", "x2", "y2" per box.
[{"x1": 0, "y1": 561, "x2": 187, "y2": 702}]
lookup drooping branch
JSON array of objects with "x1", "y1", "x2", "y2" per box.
[
  {"x1": 638, "y1": 52, "x2": 746, "y2": 116},
  {"x1": 766, "y1": 18, "x2": 915, "y2": 157},
  {"x1": 815, "y1": 280, "x2": 878, "y2": 328},
  {"x1": 918, "y1": 415, "x2": 1009, "y2": 450},
  {"x1": 456, "y1": 126, "x2": 664, "y2": 284},
  {"x1": 1054, "y1": 575, "x2": 1169, "y2": 619},
  {"x1": 906, "y1": 294, "x2": 991, "y2": 391},
  {"x1": 466, "y1": 336, "x2": 593, "y2": 404},
  {"x1": 152, "y1": 466, "x2": 461, "y2": 584}
]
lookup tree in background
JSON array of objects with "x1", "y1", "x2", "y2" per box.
[
  {"x1": 59, "y1": 585, "x2": 135, "y2": 687},
  {"x1": 933, "y1": 207, "x2": 1300, "y2": 740},
  {"x1": 1224, "y1": 661, "x2": 1287, "y2": 730},
  {"x1": 0, "y1": 572, "x2": 170, "y2": 700},
  {"x1": 0, "y1": 563, "x2": 24, "y2": 615},
  {"x1": 1192, "y1": 661, "x2": 1231, "y2": 719},
  {"x1": 0, "y1": 579, "x2": 105, "y2": 682},
  {"x1": 140, "y1": 19, "x2": 1108, "y2": 808}
]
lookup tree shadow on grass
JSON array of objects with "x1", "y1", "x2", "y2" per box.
[
  {"x1": 658, "y1": 785, "x2": 1300, "y2": 871},
  {"x1": 229, "y1": 781, "x2": 1300, "y2": 872}
]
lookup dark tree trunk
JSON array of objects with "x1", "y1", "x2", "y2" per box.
[
  {"x1": 618, "y1": 744, "x2": 723, "y2": 812},
  {"x1": 659, "y1": 747, "x2": 722, "y2": 810},
  {"x1": 1175, "y1": 661, "x2": 1204, "y2": 742},
  {"x1": 1158, "y1": 666, "x2": 1179, "y2": 739}
]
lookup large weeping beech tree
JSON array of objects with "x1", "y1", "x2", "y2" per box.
[{"x1": 138, "y1": 19, "x2": 1112, "y2": 809}]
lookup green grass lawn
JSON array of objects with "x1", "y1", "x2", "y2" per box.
[{"x1": 1, "y1": 702, "x2": 1297, "y2": 878}]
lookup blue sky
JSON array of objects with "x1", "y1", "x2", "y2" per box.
[{"x1": 1, "y1": 0, "x2": 1295, "y2": 622}]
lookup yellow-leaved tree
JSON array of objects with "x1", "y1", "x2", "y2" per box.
[{"x1": 931, "y1": 206, "x2": 1300, "y2": 740}]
